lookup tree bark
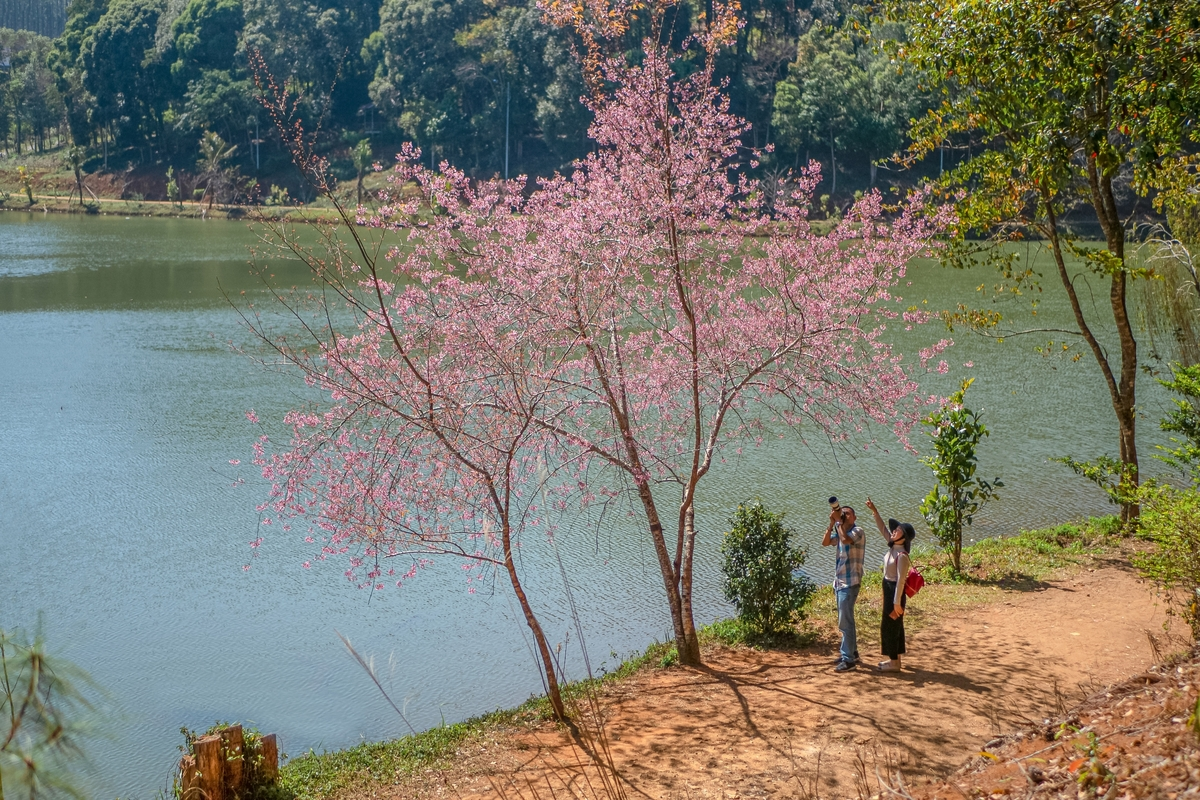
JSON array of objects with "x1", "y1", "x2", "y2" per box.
[
  {"x1": 677, "y1": 502, "x2": 700, "y2": 665},
  {"x1": 501, "y1": 518, "x2": 567, "y2": 721},
  {"x1": 1084, "y1": 157, "x2": 1139, "y2": 523},
  {"x1": 1040, "y1": 185, "x2": 1138, "y2": 523}
]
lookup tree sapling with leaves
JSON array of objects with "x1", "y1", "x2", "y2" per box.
[{"x1": 920, "y1": 379, "x2": 1002, "y2": 574}]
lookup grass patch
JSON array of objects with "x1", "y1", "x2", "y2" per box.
[
  {"x1": 279, "y1": 716, "x2": 492, "y2": 799},
  {"x1": 700, "y1": 616, "x2": 821, "y2": 651}
]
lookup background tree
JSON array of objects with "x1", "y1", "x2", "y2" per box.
[
  {"x1": 64, "y1": 143, "x2": 84, "y2": 203},
  {"x1": 888, "y1": 0, "x2": 1200, "y2": 526},
  {"x1": 350, "y1": 136, "x2": 370, "y2": 204},
  {"x1": 78, "y1": 0, "x2": 169, "y2": 154},
  {"x1": 195, "y1": 129, "x2": 236, "y2": 206},
  {"x1": 919, "y1": 379, "x2": 1002, "y2": 575}
]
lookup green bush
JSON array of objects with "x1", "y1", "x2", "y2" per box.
[
  {"x1": 720, "y1": 500, "x2": 814, "y2": 635},
  {"x1": 1133, "y1": 484, "x2": 1200, "y2": 640}
]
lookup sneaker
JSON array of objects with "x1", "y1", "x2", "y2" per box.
[
  {"x1": 835, "y1": 658, "x2": 857, "y2": 672},
  {"x1": 877, "y1": 660, "x2": 901, "y2": 673}
]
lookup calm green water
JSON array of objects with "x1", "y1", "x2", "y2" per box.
[{"x1": 0, "y1": 211, "x2": 1168, "y2": 797}]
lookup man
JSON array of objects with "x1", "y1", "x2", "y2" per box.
[{"x1": 823, "y1": 501, "x2": 865, "y2": 672}]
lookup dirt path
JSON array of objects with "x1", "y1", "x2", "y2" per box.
[{"x1": 413, "y1": 564, "x2": 1173, "y2": 800}]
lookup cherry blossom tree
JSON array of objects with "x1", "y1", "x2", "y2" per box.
[
  {"x1": 353, "y1": 4, "x2": 951, "y2": 665},
  {"x1": 247, "y1": 0, "x2": 951, "y2": 691}
]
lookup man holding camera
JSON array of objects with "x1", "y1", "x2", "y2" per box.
[{"x1": 823, "y1": 499, "x2": 865, "y2": 672}]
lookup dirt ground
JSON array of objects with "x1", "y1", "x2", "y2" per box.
[{"x1": 366, "y1": 562, "x2": 1178, "y2": 800}]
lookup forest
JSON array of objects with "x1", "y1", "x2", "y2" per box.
[{"x1": 0, "y1": 0, "x2": 942, "y2": 201}]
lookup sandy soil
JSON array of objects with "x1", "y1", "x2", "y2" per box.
[{"x1": 369, "y1": 563, "x2": 1177, "y2": 800}]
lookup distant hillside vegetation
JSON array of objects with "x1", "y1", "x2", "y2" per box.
[{"x1": 0, "y1": 0, "x2": 66, "y2": 38}]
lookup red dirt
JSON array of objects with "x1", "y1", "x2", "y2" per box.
[{"x1": 353, "y1": 563, "x2": 1180, "y2": 800}]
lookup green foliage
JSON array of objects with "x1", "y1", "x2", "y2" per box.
[
  {"x1": 16, "y1": 164, "x2": 33, "y2": 203},
  {"x1": 166, "y1": 165, "x2": 181, "y2": 208},
  {"x1": 1133, "y1": 484, "x2": 1200, "y2": 641},
  {"x1": 0, "y1": 625, "x2": 96, "y2": 799},
  {"x1": 771, "y1": 21, "x2": 929, "y2": 190},
  {"x1": 169, "y1": 0, "x2": 244, "y2": 80},
  {"x1": 264, "y1": 183, "x2": 289, "y2": 206},
  {"x1": 720, "y1": 500, "x2": 815, "y2": 636},
  {"x1": 79, "y1": 0, "x2": 167, "y2": 145},
  {"x1": 919, "y1": 379, "x2": 1002, "y2": 574},
  {"x1": 1157, "y1": 363, "x2": 1200, "y2": 485},
  {"x1": 1053, "y1": 454, "x2": 1138, "y2": 510},
  {"x1": 351, "y1": 137, "x2": 371, "y2": 204}
]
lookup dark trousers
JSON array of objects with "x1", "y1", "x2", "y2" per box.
[{"x1": 881, "y1": 580, "x2": 907, "y2": 659}]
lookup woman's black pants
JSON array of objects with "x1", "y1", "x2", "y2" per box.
[{"x1": 881, "y1": 579, "x2": 907, "y2": 659}]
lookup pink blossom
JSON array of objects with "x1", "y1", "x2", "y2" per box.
[{"x1": 244, "y1": 13, "x2": 951, "y2": 675}]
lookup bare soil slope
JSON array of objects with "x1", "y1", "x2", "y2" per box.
[{"x1": 371, "y1": 564, "x2": 1174, "y2": 800}]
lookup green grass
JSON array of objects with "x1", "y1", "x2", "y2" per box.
[{"x1": 279, "y1": 717, "x2": 493, "y2": 799}]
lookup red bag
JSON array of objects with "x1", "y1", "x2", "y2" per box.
[{"x1": 904, "y1": 567, "x2": 925, "y2": 598}]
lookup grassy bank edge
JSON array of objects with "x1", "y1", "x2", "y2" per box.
[
  {"x1": 276, "y1": 516, "x2": 1121, "y2": 799},
  {"x1": 0, "y1": 196, "x2": 353, "y2": 223}
]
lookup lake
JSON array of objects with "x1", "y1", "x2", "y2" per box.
[{"x1": 0, "y1": 210, "x2": 1168, "y2": 797}]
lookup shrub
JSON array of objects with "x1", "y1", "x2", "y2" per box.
[
  {"x1": 720, "y1": 501, "x2": 814, "y2": 635},
  {"x1": 1133, "y1": 483, "x2": 1200, "y2": 640},
  {"x1": 920, "y1": 378, "x2": 1002, "y2": 574}
]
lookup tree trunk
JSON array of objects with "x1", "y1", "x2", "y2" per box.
[
  {"x1": 677, "y1": 503, "x2": 700, "y2": 665},
  {"x1": 501, "y1": 519, "x2": 567, "y2": 721},
  {"x1": 633, "y1": 479, "x2": 694, "y2": 664},
  {"x1": 1041, "y1": 185, "x2": 1138, "y2": 523},
  {"x1": 829, "y1": 127, "x2": 836, "y2": 196},
  {"x1": 1084, "y1": 158, "x2": 1139, "y2": 523}
]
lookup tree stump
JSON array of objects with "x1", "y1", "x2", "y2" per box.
[
  {"x1": 193, "y1": 735, "x2": 225, "y2": 800},
  {"x1": 220, "y1": 724, "x2": 244, "y2": 797},
  {"x1": 179, "y1": 754, "x2": 202, "y2": 800},
  {"x1": 258, "y1": 733, "x2": 279, "y2": 782}
]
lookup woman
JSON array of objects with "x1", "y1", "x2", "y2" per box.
[{"x1": 865, "y1": 497, "x2": 916, "y2": 673}]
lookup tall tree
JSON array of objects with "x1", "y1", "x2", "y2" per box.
[
  {"x1": 889, "y1": 0, "x2": 1200, "y2": 525},
  {"x1": 80, "y1": 0, "x2": 167, "y2": 147},
  {"x1": 276, "y1": 0, "x2": 949, "y2": 669}
]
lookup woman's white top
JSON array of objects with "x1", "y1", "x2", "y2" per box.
[{"x1": 882, "y1": 546, "x2": 911, "y2": 606}]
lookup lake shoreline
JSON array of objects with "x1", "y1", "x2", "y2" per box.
[
  {"x1": 0, "y1": 195, "x2": 350, "y2": 223},
  {"x1": 273, "y1": 518, "x2": 1153, "y2": 800}
]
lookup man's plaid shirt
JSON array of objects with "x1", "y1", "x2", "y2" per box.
[{"x1": 834, "y1": 523, "x2": 865, "y2": 590}]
